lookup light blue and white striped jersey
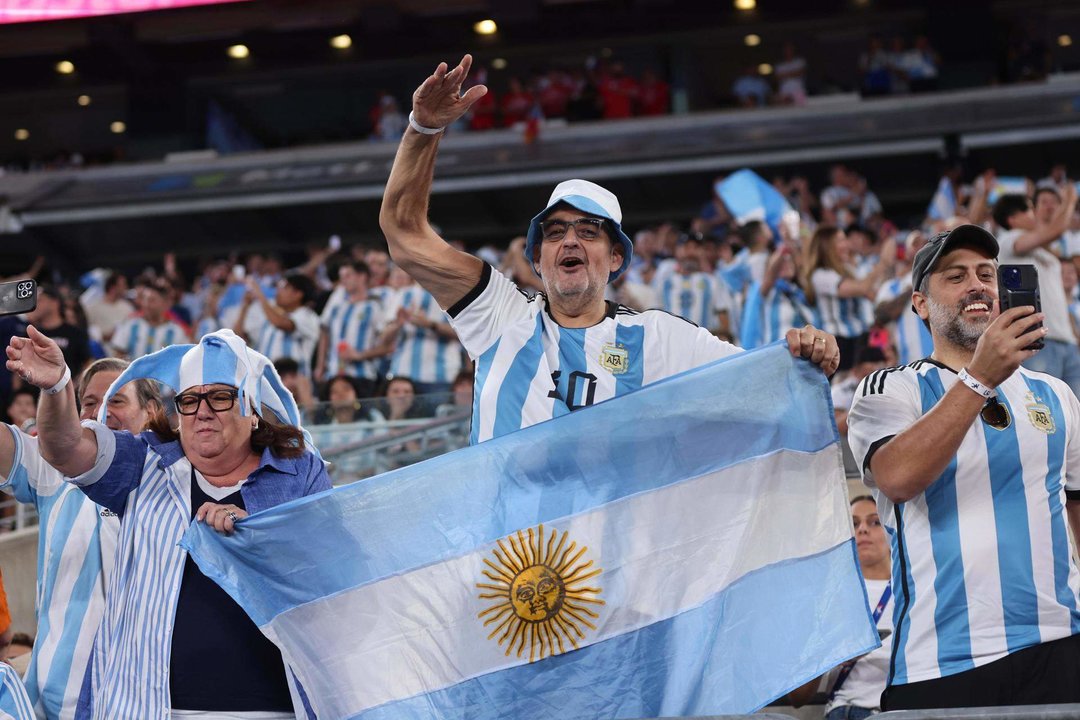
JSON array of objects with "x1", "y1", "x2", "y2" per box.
[
  {"x1": 0, "y1": 426, "x2": 118, "y2": 720},
  {"x1": 69, "y1": 423, "x2": 327, "y2": 720},
  {"x1": 109, "y1": 317, "x2": 189, "y2": 359},
  {"x1": 253, "y1": 306, "x2": 320, "y2": 378},
  {"x1": 848, "y1": 360, "x2": 1080, "y2": 684},
  {"x1": 655, "y1": 271, "x2": 733, "y2": 332},
  {"x1": 740, "y1": 279, "x2": 819, "y2": 349},
  {"x1": 193, "y1": 315, "x2": 220, "y2": 341},
  {"x1": 320, "y1": 295, "x2": 386, "y2": 380},
  {"x1": 875, "y1": 277, "x2": 933, "y2": 366},
  {"x1": 387, "y1": 284, "x2": 463, "y2": 385},
  {"x1": 811, "y1": 267, "x2": 872, "y2": 339},
  {"x1": 0, "y1": 664, "x2": 34, "y2": 720},
  {"x1": 447, "y1": 264, "x2": 742, "y2": 444}
]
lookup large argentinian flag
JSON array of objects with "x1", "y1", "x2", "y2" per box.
[{"x1": 182, "y1": 343, "x2": 878, "y2": 720}]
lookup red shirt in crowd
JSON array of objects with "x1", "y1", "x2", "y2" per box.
[
  {"x1": 501, "y1": 81, "x2": 534, "y2": 127},
  {"x1": 638, "y1": 76, "x2": 670, "y2": 116},
  {"x1": 598, "y1": 73, "x2": 639, "y2": 119}
]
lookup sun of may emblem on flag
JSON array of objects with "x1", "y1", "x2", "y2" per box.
[{"x1": 477, "y1": 524, "x2": 605, "y2": 662}]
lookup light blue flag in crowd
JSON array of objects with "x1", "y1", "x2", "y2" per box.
[
  {"x1": 927, "y1": 176, "x2": 957, "y2": 221},
  {"x1": 182, "y1": 343, "x2": 878, "y2": 720},
  {"x1": 716, "y1": 168, "x2": 800, "y2": 239},
  {"x1": 0, "y1": 664, "x2": 35, "y2": 720},
  {"x1": 987, "y1": 176, "x2": 1028, "y2": 204}
]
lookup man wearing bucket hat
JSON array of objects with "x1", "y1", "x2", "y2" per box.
[
  {"x1": 380, "y1": 54, "x2": 839, "y2": 443},
  {"x1": 6, "y1": 327, "x2": 328, "y2": 719},
  {"x1": 847, "y1": 225, "x2": 1080, "y2": 710}
]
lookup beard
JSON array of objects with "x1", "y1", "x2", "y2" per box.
[{"x1": 927, "y1": 292, "x2": 994, "y2": 350}]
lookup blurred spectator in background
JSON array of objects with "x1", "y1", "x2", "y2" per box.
[
  {"x1": 859, "y1": 35, "x2": 892, "y2": 96},
  {"x1": 803, "y1": 226, "x2": 894, "y2": 372},
  {"x1": 364, "y1": 249, "x2": 393, "y2": 301},
  {"x1": 4, "y1": 387, "x2": 36, "y2": 431},
  {"x1": 319, "y1": 375, "x2": 374, "y2": 425},
  {"x1": 26, "y1": 285, "x2": 92, "y2": 378},
  {"x1": 566, "y1": 67, "x2": 603, "y2": 121},
  {"x1": 733, "y1": 65, "x2": 771, "y2": 108},
  {"x1": 383, "y1": 270, "x2": 463, "y2": 396},
  {"x1": 236, "y1": 271, "x2": 320, "y2": 378},
  {"x1": 273, "y1": 357, "x2": 317, "y2": 419},
  {"x1": 110, "y1": 278, "x2": 189, "y2": 359},
  {"x1": 654, "y1": 234, "x2": 733, "y2": 336},
  {"x1": 886, "y1": 36, "x2": 911, "y2": 94},
  {"x1": 774, "y1": 42, "x2": 808, "y2": 106},
  {"x1": 788, "y1": 495, "x2": 893, "y2": 719},
  {"x1": 536, "y1": 69, "x2": 573, "y2": 120},
  {"x1": 316, "y1": 260, "x2": 391, "y2": 398},
  {"x1": 1064, "y1": 260, "x2": 1080, "y2": 342},
  {"x1": 821, "y1": 165, "x2": 883, "y2": 229},
  {"x1": 831, "y1": 346, "x2": 889, "y2": 437},
  {"x1": 904, "y1": 35, "x2": 941, "y2": 93},
  {"x1": 500, "y1": 78, "x2": 534, "y2": 127},
  {"x1": 875, "y1": 230, "x2": 933, "y2": 365},
  {"x1": 637, "y1": 68, "x2": 670, "y2": 116},
  {"x1": 598, "y1": 61, "x2": 638, "y2": 119},
  {"x1": 1032, "y1": 185, "x2": 1075, "y2": 261},
  {"x1": 740, "y1": 242, "x2": 818, "y2": 349},
  {"x1": 993, "y1": 187, "x2": 1080, "y2": 397},
  {"x1": 373, "y1": 95, "x2": 407, "y2": 141},
  {"x1": 1037, "y1": 163, "x2": 1070, "y2": 191},
  {"x1": 81, "y1": 270, "x2": 133, "y2": 345}
]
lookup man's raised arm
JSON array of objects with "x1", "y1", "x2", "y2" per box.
[{"x1": 380, "y1": 54, "x2": 487, "y2": 310}]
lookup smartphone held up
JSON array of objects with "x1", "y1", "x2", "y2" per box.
[
  {"x1": 997, "y1": 264, "x2": 1043, "y2": 351},
  {"x1": 0, "y1": 279, "x2": 36, "y2": 317}
]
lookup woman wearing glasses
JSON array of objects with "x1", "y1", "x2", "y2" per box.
[{"x1": 7, "y1": 327, "x2": 328, "y2": 719}]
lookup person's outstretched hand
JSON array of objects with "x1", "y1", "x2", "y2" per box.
[
  {"x1": 411, "y1": 54, "x2": 488, "y2": 130},
  {"x1": 6, "y1": 325, "x2": 67, "y2": 389}
]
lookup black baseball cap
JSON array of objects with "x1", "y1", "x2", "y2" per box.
[{"x1": 910, "y1": 224, "x2": 999, "y2": 312}]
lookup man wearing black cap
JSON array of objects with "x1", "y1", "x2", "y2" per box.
[
  {"x1": 847, "y1": 225, "x2": 1080, "y2": 710},
  {"x1": 380, "y1": 54, "x2": 840, "y2": 443}
]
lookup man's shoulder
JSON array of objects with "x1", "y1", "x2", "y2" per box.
[{"x1": 856, "y1": 361, "x2": 932, "y2": 399}]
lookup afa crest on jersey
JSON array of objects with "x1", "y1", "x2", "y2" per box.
[
  {"x1": 599, "y1": 342, "x2": 629, "y2": 375},
  {"x1": 1025, "y1": 391, "x2": 1056, "y2": 434}
]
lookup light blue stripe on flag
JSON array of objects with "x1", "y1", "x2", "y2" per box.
[{"x1": 183, "y1": 343, "x2": 876, "y2": 719}]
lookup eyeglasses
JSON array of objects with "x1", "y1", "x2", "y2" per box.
[
  {"x1": 540, "y1": 217, "x2": 606, "y2": 241},
  {"x1": 980, "y1": 397, "x2": 1011, "y2": 431},
  {"x1": 174, "y1": 389, "x2": 238, "y2": 416}
]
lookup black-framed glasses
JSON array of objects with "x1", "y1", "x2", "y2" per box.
[
  {"x1": 174, "y1": 389, "x2": 238, "y2": 416},
  {"x1": 540, "y1": 217, "x2": 606, "y2": 241},
  {"x1": 980, "y1": 397, "x2": 1011, "y2": 431}
]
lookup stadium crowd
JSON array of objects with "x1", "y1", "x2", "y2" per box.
[{"x1": 1, "y1": 135, "x2": 1080, "y2": 717}]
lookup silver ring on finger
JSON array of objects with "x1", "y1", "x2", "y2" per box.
[{"x1": 224, "y1": 509, "x2": 238, "y2": 522}]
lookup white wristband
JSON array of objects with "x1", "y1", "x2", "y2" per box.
[
  {"x1": 44, "y1": 364, "x2": 71, "y2": 396},
  {"x1": 957, "y1": 367, "x2": 994, "y2": 398},
  {"x1": 408, "y1": 111, "x2": 444, "y2": 135}
]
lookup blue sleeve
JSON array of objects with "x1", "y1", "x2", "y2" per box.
[
  {"x1": 68, "y1": 422, "x2": 149, "y2": 517},
  {"x1": 305, "y1": 453, "x2": 332, "y2": 496}
]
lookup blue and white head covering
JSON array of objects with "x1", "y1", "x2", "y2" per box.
[
  {"x1": 524, "y1": 179, "x2": 635, "y2": 282},
  {"x1": 99, "y1": 329, "x2": 315, "y2": 452}
]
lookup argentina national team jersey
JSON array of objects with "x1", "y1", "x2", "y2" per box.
[
  {"x1": 110, "y1": 317, "x2": 189, "y2": 359},
  {"x1": 447, "y1": 264, "x2": 742, "y2": 443},
  {"x1": 0, "y1": 427, "x2": 118, "y2": 720},
  {"x1": 741, "y1": 279, "x2": 819, "y2": 349},
  {"x1": 321, "y1": 297, "x2": 385, "y2": 380},
  {"x1": 254, "y1": 306, "x2": 320, "y2": 378},
  {"x1": 811, "y1": 268, "x2": 872, "y2": 339},
  {"x1": 847, "y1": 361, "x2": 1080, "y2": 685},
  {"x1": 875, "y1": 277, "x2": 933, "y2": 365},
  {"x1": 388, "y1": 285, "x2": 463, "y2": 385},
  {"x1": 656, "y1": 271, "x2": 731, "y2": 332}
]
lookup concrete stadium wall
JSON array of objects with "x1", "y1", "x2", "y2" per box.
[{"x1": 0, "y1": 528, "x2": 37, "y2": 636}]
